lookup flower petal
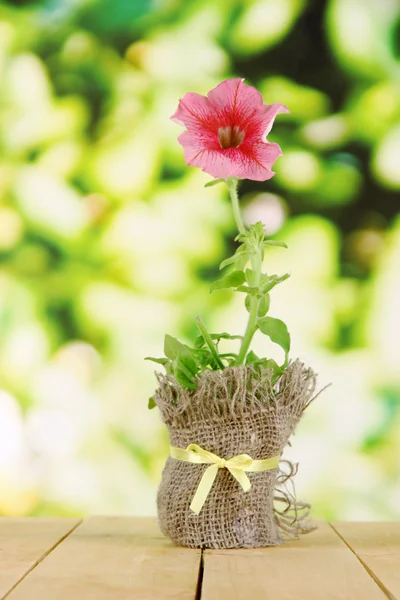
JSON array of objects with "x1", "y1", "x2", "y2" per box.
[
  {"x1": 207, "y1": 78, "x2": 262, "y2": 113},
  {"x1": 177, "y1": 130, "x2": 218, "y2": 164},
  {"x1": 170, "y1": 92, "x2": 216, "y2": 132},
  {"x1": 237, "y1": 141, "x2": 283, "y2": 181},
  {"x1": 177, "y1": 130, "x2": 242, "y2": 178},
  {"x1": 240, "y1": 102, "x2": 289, "y2": 148},
  {"x1": 177, "y1": 130, "x2": 283, "y2": 182},
  {"x1": 259, "y1": 102, "x2": 290, "y2": 138},
  {"x1": 207, "y1": 78, "x2": 271, "y2": 131},
  {"x1": 190, "y1": 148, "x2": 245, "y2": 180},
  {"x1": 171, "y1": 79, "x2": 289, "y2": 181}
]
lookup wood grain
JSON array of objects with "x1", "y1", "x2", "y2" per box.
[
  {"x1": 0, "y1": 517, "x2": 80, "y2": 599},
  {"x1": 201, "y1": 521, "x2": 387, "y2": 600},
  {"x1": 5, "y1": 516, "x2": 201, "y2": 600},
  {"x1": 332, "y1": 522, "x2": 400, "y2": 600}
]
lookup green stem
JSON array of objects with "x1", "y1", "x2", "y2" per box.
[
  {"x1": 236, "y1": 248, "x2": 262, "y2": 365},
  {"x1": 226, "y1": 177, "x2": 246, "y2": 235},
  {"x1": 195, "y1": 316, "x2": 224, "y2": 369},
  {"x1": 225, "y1": 176, "x2": 262, "y2": 365}
]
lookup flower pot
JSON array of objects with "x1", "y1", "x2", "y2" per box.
[{"x1": 155, "y1": 360, "x2": 319, "y2": 549}]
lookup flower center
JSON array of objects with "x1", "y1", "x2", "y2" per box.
[{"x1": 218, "y1": 125, "x2": 245, "y2": 149}]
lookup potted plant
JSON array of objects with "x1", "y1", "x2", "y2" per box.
[{"x1": 147, "y1": 78, "x2": 322, "y2": 549}]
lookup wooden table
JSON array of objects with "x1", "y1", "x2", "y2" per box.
[{"x1": 0, "y1": 517, "x2": 399, "y2": 599}]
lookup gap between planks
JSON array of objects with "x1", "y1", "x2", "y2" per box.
[
  {"x1": 0, "y1": 518, "x2": 82, "y2": 600},
  {"x1": 200, "y1": 521, "x2": 388, "y2": 600},
  {"x1": 3, "y1": 519, "x2": 398, "y2": 600},
  {"x1": 195, "y1": 550, "x2": 204, "y2": 600},
  {"x1": 4, "y1": 517, "x2": 201, "y2": 600},
  {"x1": 331, "y1": 522, "x2": 400, "y2": 600}
]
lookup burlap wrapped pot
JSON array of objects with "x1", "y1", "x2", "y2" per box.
[{"x1": 154, "y1": 359, "x2": 320, "y2": 549}]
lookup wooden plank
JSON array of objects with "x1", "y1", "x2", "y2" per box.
[
  {"x1": 6, "y1": 517, "x2": 201, "y2": 600},
  {"x1": 332, "y1": 522, "x2": 400, "y2": 600},
  {"x1": 0, "y1": 517, "x2": 81, "y2": 599},
  {"x1": 201, "y1": 521, "x2": 387, "y2": 600}
]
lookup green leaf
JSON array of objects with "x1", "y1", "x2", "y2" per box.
[
  {"x1": 245, "y1": 294, "x2": 252, "y2": 312},
  {"x1": 193, "y1": 348, "x2": 213, "y2": 366},
  {"x1": 210, "y1": 270, "x2": 246, "y2": 292},
  {"x1": 253, "y1": 221, "x2": 265, "y2": 242},
  {"x1": 245, "y1": 350, "x2": 259, "y2": 364},
  {"x1": 174, "y1": 365, "x2": 197, "y2": 390},
  {"x1": 253, "y1": 357, "x2": 280, "y2": 370},
  {"x1": 260, "y1": 273, "x2": 290, "y2": 293},
  {"x1": 219, "y1": 250, "x2": 252, "y2": 270},
  {"x1": 175, "y1": 352, "x2": 199, "y2": 384},
  {"x1": 235, "y1": 252, "x2": 252, "y2": 271},
  {"x1": 210, "y1": 332, "x2": 243, "y2": 342},
  {"x1": 263, "y1": 240, "x2": 288, "y2": 249},
  {"x1": 164, "y1": 334, "x2": 181, "y2": 360},
  {"x1": 179, "y1": 353, "x2": 198, "y2": 375},
  {"x1": 235, "y1": 233, "x2": 247, "y2": 243},
  {"x1": 219, "y1": 255, "x2": 237, "y2": 270},
  {"x1": 257, "y1": 316, "x2": 291, "y2": 358},
  {"x1": 245, "y1": 268, "x2": 258, "y2": 286},
  {"x1": 148, "y1": 396, "x2": 156, "y2": 410},
  {"x1": 145, "y1": 357, "x2": 170, "y2": 366},
  {"x1": 195, "y1": 332, "x2": 243, "y2": 348},
  {"x1": 194, "y1": 335, "x2": 206, "y2": 349},
  {"x1": 251, "y1": 358, "x2": 283, "y2": 381},
  {"x1": 145, "y1": 356, "x2": 172, "y2": 375},
  {"x1": 204, "y1": 178, "x2": 225, "y2": 187},
  {"x1": 264, "y1": 359, "x2": 284, "y2": 382},
  {"x1": 223, "y1": 356, "x2": 239, "y2": 367},
  {"x1": 257, "y1": 294, "x2": 270, "y2": 317},
  {"x1": 245, "y1": 292, "x2": 268, "y2": 313},
  {"x1": 164, "y1": 335, "x2": 198, "y2": 376},
  {"x1": 236, "y1": 285, "x2": 258, "y2": 294},
  {"x1": 164, "y1": 335, "x2": 195, "y2": 365},
  {"x1": 264, "y1": 358, "x2": 282, "y2": 373},
  {"x1": 158, "y1": 336, "x2": 202, "y2": 390}
]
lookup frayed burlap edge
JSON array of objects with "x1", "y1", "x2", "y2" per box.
[
  {"x1": 154, "y1": 359, "x2": 326, "y2": 542},
  {"x1": 274, "y1": 460, "x2": 316, "y2": 540},
  {"x1": 155, "y1": 359, "x2": 320, "y2": 425}
]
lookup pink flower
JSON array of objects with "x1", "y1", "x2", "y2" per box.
[{"x1": 171, "y1": 78, "x2": 289, "y2": 182}]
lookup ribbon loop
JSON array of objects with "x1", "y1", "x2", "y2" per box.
[{"x1": 170, "y1": 444, "x2": 280, "y2": 515}]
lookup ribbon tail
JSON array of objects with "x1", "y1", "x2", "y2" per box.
[
  {"x1": 247, "y1": 455, "x2": 280, "y2": 472},
  {"x1": 190, "y1": 464, "x2": 219, "y2": 515},
  {"x1": 228, "y1": 467, "x2": 251, "y2": 493}
]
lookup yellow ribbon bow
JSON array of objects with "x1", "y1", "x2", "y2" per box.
[{"x1": 170, "y1": 443, "x2": 280, "y2": 515}]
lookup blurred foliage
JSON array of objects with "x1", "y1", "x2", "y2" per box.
[{"x1": 0, "y1": 0, "x2": 399, "y2": 520}]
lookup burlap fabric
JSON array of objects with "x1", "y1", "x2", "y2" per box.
[{"x1": 155, "y1": 359, "x2": 320, "y2": 549}]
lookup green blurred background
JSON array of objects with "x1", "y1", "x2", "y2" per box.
[{"x1": 0, "y1": 0, "x2": 399, "y2": 520}]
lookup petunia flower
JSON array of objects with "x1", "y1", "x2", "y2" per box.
[{"x1": 171, "y1": 78, "x2": 289, "y2": 182}]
